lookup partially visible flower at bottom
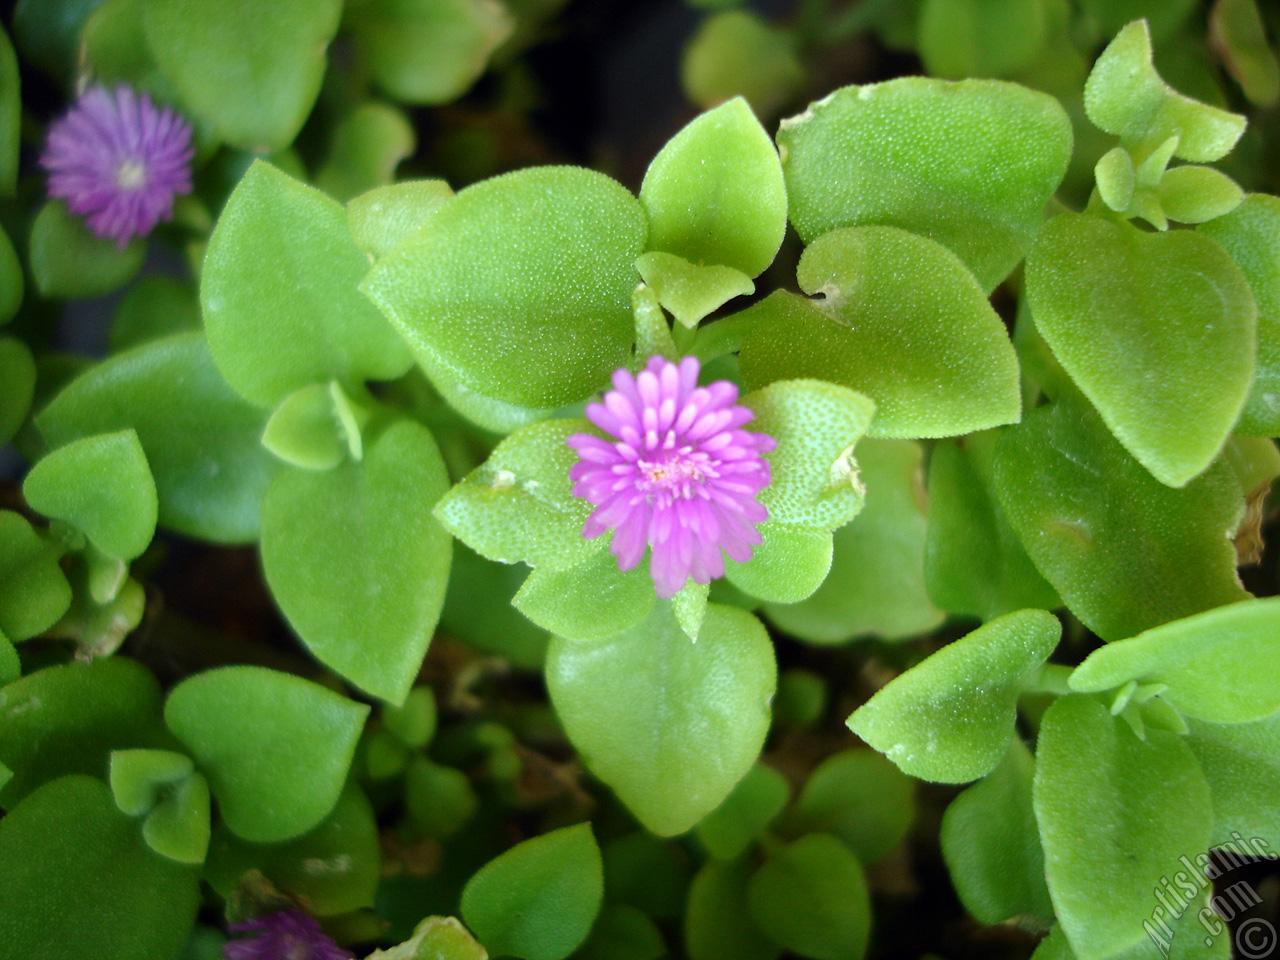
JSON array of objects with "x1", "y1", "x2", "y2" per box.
[
  {"x1": 568, "y1": 355, "x2": 776, "y2": 599},
  {"x1": 40, "y1": 84, "x2": 194, "y2": 248},
  {"x1": 223, "y1": 910, "x2": 354, "y2": 960}
]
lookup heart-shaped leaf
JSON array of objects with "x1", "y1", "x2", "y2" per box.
[
  {"x1": 0, "y1": 223, "x2": 22, "y2": 325},
  {"x1": 23, "y1": 429, "x2": 157, "y2": 560},
  {"x1": 1069, "y1": 598, "x2": 1280, "y2": 724},
  {"x1": 0, "y1": 337, "x2": 35, "y2": 446},
  {"x1": 141, "y1": 0, "x2": 341, "y2": 151},
  {"x1": 787, "y1": 748, "x2": 915, "y2": 865},
  {"x1": 747, "y1": 834, "x2": 872, "y2": 960},
  {"x1": 163, "y1": 666, "x2": 369, "y2": 843},
  {"x1": 513, "y1": 548, "x2": 655, "y2": 642},
  {"x1": 261, "y1": 419, "x2": 451, "y2": 705},
  {"x1": 203, "y1": 161, "x2": 413, "y2": 408},
  {"x1": 0, "y1": 23, "x2": 17, "y2": 195},
  {"x1": 1026, "y1": 212, "x2": 1256, "y2": 487},
  {"x1": 1200, "y1": 194, "x2": 1280, "y2": 436},
  {"x1": 347, "y1": 179, "x2": 454, "y2": 260},
  {"x1": 362, "y1": 166, "x2": 646, "y2": 409},
  {"x1": 0, "y1": 511, "x2": 71, "y2": 642},
  {"x1": 739, "y1": 227, "x2": 1021, "y2": 438},
  {"x1": 847, "y1": 608, "x2": 1061, "y2": 783},
  {"x1": 109, "y1": 748, "x2": 195, "y2": 817},
  {"x1": 777, "y1": 77, "x2": 1072, "y2": 291},
  {"x1": 634, "y1": 252, "x2": 754, "y2": 329},
  {"x1": 1033, "y1": 695, "x2": 1212, "y2": 960},
  {"x1": 681, "y1": 11, "x2": 803, "y2": 118},
  {"x1": 315, "y1": 102, "x2": 415, "y2": 203},
  {"x1": 685, "y1": 858, "x2": 781, "y2": 960},
  {"x1": 30, "y1": 200, "x2": 144, "y2": 299},
  {"x1": 546, "y1": 602, "x2": 776, "y2": 835},
  {"x1": 992, "y1": 395, "x2": 1248, "y2": 641},
  {"x1": 205, "y1": 783, "x2": 381, "y2": 916},
  {"x1": 1084, "y1": 20, "x2": 1246, "y2": 162},
  {"x1": 917, "y1": 0, "x2": 1048, "y2": 80},
  {"x1": 461, "y1": 822, "x2": 603, "y2": 960},
  {"x1": 0, "y1": 775, "x2": 200, "y2": 960},
  {"x1": 0, "y1": 657, "x2": 165, "y2": 808},
  {"x1": 694, "y1": 763, "x2": 789, "y2": 861},
  {"x1": 940, "y1": 738, "x2": 1053, "y2": 925},
  {"x1": 36, "y1": 333, "x2": 277, "y2": 545},
  {"x1": 639, "y1": 96, "x2": 786, "y2": 278}
]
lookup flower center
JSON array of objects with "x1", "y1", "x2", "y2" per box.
[
  {"x1": 115, "y1": 158, "x2": 147, "y2": 190},
  {"x1": 637, "y1": 452, "x2": 713, "y2": 499}
]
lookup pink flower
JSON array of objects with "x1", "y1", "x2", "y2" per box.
[
  {"x1": 41, "y1": 85, "x2": 194, "y2": 248},
  {"x1": 568, "y1": 356, "x2": 775, "y2": 599},
  {"x1": 223, "y1": 910, "x2": 352, "y2": 960}
]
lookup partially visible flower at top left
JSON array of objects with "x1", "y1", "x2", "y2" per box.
[
  {"x1": 41, "y1": 84, "x2": 194, "y2": 248},
  {"x1": 223, "y1": 909, "x2": 353, "y2": 960}
]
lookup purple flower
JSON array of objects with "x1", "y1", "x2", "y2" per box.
[
  {"x1": 568, "y1": 356, "x2": 776, "y2": 599},
  {"x1": 41, "y1": 85, "x2": 194, "y2": 248},
  {"x1": 223, "y1": 910, "x2": 353, "y2": 960}
]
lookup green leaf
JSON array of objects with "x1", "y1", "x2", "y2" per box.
[
  {"x1": 434, "y1": 418, "x2": 598, "y2": 570},
  {"x1": 440, "y1": 542, "x2": 550, "y2": 669},
  {"x1": 0, "y1": 775, "x2": 200, "y2": 960},
  {"x1": 1027, "y1": 212, "x2": 1255, "y2": 487},
  {"x1": 787, "y1": 748, "x2": 915, "y2": 865},
  {"x1": 992, "y1": 395, "x2": 1248, "y2": 641},
  {"x1": 30, "y1": 200, "x2": 144, "y2": 299},
  {"x1": 164, "y1": 665, "x2": 369, "y2": 842},
  {"x1": 404, "y1": 756, "x2": 478, "y2": 838},
  {"x1": 685, "y1": 858, "x2": 781, "y2": 960},
  {"x1": 315, "y1": 102, "x2": 416, "y2": 203},
  {"x1": 1095, "y1": 146, "x2": 1136, "y2": 212},
  {"x1": 109, "y1": 748, "x2": 194, "y2": 817},
  {"x1": 576, "y1": 904, "x2": 665, "y2": 960},
  {"x1": 1199, "y1": 193, "x2": 1280, "y2": 436},
  {"x1": 695, "y1": 762, "x2": 789, "y2": 861},
  {"x1": 0, "y1": 510, "x2": 72, "y2": 642},
  {"x1": 917, "y1": 0, "x2": 1047, "y2": 80},
  {"x1": 847, "y1": 609, "x2": 1061, "y2": 783},
  {"x1": 602, "y1": 832, "x2": 692, "y2": 920},
  {"x1": 260, "y1": 382, "x2": 351, "y2": 471},
  {"x1": 383, "y1": 687, "x2": 437, "y2": 749},
  {"x1": 925, "y1": 434, "x2": 1059, "y2": 621},
  {"x1": 0, "y1": 222, "x2": 22, "y2": 324},
  {"x1": 1033, "y1": 695, "x2": 1212, "y2": 960},
  {"x1": 202, "y1": 161, "x2": 413, "y2": 408},
  {"x1": 1157, "y1": 165, "x2": 1244, "y2": 223},
  {"x1": 460, "y1": 822, "x2": 603, "y2": 960},
  {"x1": 742, "y1": 379, "x2": 875, "y2": 529},
  {"x1": 0, "y1": 336, "x2": 35, "y2": 445},
  {"x1": 680, "y1": 11, "x2": 803, "y2": 118},
  {"x1": 109, "y1": 276, "x2": 201, "y2": 352},
  {"x1": 261, "y1": 419, "x2": 451, "y2": 704},
  {"x1": 1080, "y1": 0, "x2": 1197, "y2": 42},
  {"x1": 1211, "y1": 0, "x2": 1280, "y2": 107},
  {"x1": 141, "y1": 0, "x2": 341, "y2": 151},
  {"x1": 0, "y1": 24, "x2": 18, "y2": 195},
  {"x1": 362, "y1": 166, "x2": 646, "y2": 409},
  {"x1": 546, "y1": 602, "x2": 775, "y2": 835},
  {"x1": 777, "y1": 78, "x2": 1072, "y2": 291},
  {"x1": 0, "y1": 631, "x2": 18, "y2": 686},
  {"x1": 738, "y1": 228, "x2": 1021, "y2": 438},
  {"x1": 940, "y1": 738, "x2": 1053, "y2": 925},
  {"x1": 351, "y1": 0, "x2": 513, "y2": 106},
  {"x1": 764, "y1": 439, "x2": 944, "y2": 643},
  {"x1": 724, "y1": 522, "x2": 834, "y2": 605},
  {"x1": 36, "y1": 333, "x2": 277, "y2": 545},
  {"x1": 1186, "y1": 713, "x2": 1280, "y2": 848},
  {"x1": 347, "y1": 179, "x2": 454, "y2": 260},
  {"x1": 634, "y1": 252, "x2": 754, "y2": 329},
  {"x1": 205, "y1": 783, "x2": 381, "y2": 915},
  {"x1": 141, "y1": 770, "x2": 210, "y2": 865},
  {"x1": 13, "y1": 0, "x2": 113, "y2": 81},
  {"x1": 1084, "y1": 20, "x2": 1246, "y2": 162},
  {"x1": 0, "y1": 657, "x2": 164, "y2": 808},
  {"x1": 23, "y1": 430, "x2": 157, "y2": 560},
  {"x1": 513, "y1": 548, "x2": 655, "y2": 642},
  {"x1": 1069, "y1": 598, "x2": 1280, "y2": 724},
  {"x1": 639, "y1": 97, "x2": 786, "y2": 278},
  {"x1": 365, "y1": 916, "x2": 488, "y2": 960},
  {"x1": 747, "y1": 834, "x2": 872, "y2": 960}
]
